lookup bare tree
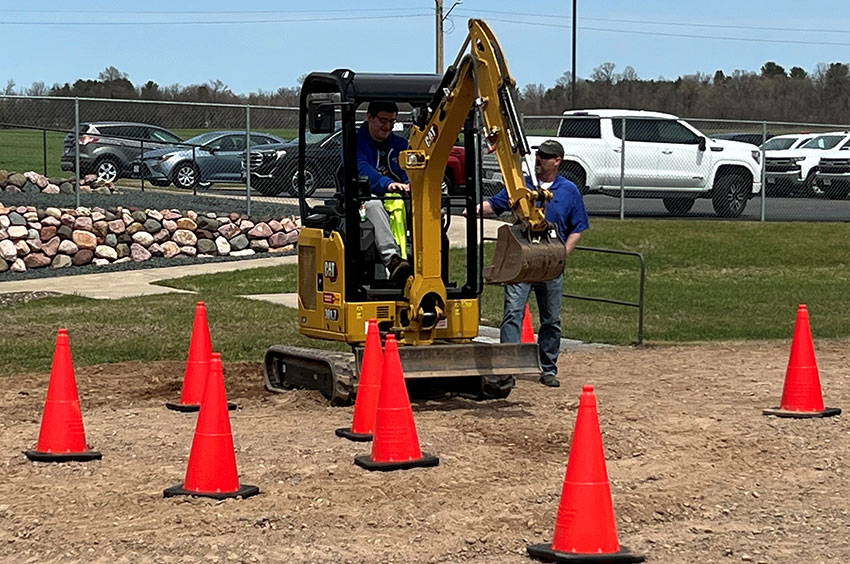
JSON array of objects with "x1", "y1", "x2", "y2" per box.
[
  {"x1": 25, "y1": 81, "x2": 48, "y2": 96},
  {"x1": 98, "y1": 66, "x2": 129, "y2": 82},
  {"x1": 591, "y1": 62, "x2": 616, "y2": 84}
]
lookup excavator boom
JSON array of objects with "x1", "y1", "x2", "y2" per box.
[{"x1": 403, "y1": 19, "x2": 566, "y2": 289}]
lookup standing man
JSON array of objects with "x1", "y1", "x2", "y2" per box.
[
  {"x1": 356, "y1": 101, "x2": 413, "y2": 284},
  {"x1": 479, "y1": 140, "x2": 589, "y2": 387}
]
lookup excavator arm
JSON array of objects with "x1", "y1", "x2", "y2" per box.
[{"x1": 399, "y1": 19, "x2": 566, "y2": 340}]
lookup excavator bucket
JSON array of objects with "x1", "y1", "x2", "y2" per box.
[{"x1": 484, "y1": 223, "x2": 566, "y2": 285}]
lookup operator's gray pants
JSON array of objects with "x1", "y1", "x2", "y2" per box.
[{"x1": 362, "y1": 200, "x2": 401, "y2": 266}]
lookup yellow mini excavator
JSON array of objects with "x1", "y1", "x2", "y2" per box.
[{"x1": 263, "y1": 19, "x2": 567, "y2": 404}]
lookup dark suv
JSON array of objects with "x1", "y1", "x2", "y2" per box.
[
  {"x1": 61, "y1": 122, "x2": 183, "y2": 183},
  {"x1": 242, "y1": 122, "x2": 465, "y2": 197}
]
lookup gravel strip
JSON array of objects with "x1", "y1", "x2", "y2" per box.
[{"x1": 0, "y1": 190, "x2": 300, "y2": 283}]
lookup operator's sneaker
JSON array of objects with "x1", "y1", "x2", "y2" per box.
[
  {"x1": 539, "y1": 373, "x2": 561, "y2": 388},
  {"x1": 388, "y1": 255, "x2": 413, "y2": 285}
]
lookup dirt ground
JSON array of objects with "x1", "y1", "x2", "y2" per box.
[{"x1": 2, "y1": 340, "x2": 849, "y2": 564}]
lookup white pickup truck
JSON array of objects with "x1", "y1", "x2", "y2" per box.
[
  {"x1": 764, "y1": 131, "x2": 850, "y2": 197},
  {"x1": 812, "y1": 140, "x2": 850, "y2": 199},
  {"x1": 483, "y1": 109, "x2": 762, "y2": 217}
]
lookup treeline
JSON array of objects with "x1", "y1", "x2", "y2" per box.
[
  {"x1": 0, "y1": 67, "x2": 301, "y2": 131},
  {"x1": 4, "y1": 61, "x2": 850, "y2": 128},
  {"x1": 520, "y1": 61, "x2": 850, "y2": 123}
]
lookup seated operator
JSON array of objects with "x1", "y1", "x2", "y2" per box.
[{"x1": 357, "y1": 101, "x2": 413, "y2": 284}]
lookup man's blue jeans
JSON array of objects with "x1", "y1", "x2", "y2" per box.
[{"x1": 500, "y1": 274, "x2": 564, "y2": 377}]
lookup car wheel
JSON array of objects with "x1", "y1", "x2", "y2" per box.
[
  {"x1": 711, "y1": 173, "x2": 749, "y2": 218},
  {"x1": 172, "y1": 162, "x2": 200, "y2": 190},
  {"x1": 285, "y1": 162, "x2": 318, "y2": 198},
  {"x1": 149, "y1": 179, "x2": 171, "y2": 187},
  {"x1": 442, "y1": 172, "x2": 454, "y2": 196},
  {"x1": 662, "y1": 197, "x2": 695, "y2": 216},
  {"x1": 95, "y1": 157, "x2": 120, "y2": 183},
  {"x1": 805, "y1": 171, "x2": 826, "y2": 198}
]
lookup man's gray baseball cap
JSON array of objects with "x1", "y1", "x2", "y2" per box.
[{"x1": 536, "y1": 139, "x2": 564, "y2": 158}]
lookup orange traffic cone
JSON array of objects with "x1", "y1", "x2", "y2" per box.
[
  {"x1": 764, "y1": 304, "x2": 841, "y2": 418},
  {"x1": 167, "y1": 302, "x2": 235, "y2": 412},
  {"x1": 164, "y1": 352, "x2": 258, "y2": 500},
  {"x1": 522, "y1": 303, "x2": 535, "y2": 343},
  {"x1": 354, "y1": 334, "x2": 439, "y2": 471},
  {"x1": 25, "y1": 329, "x2": 102, "y2": 462},
  {"x1": 528, "y1": 385, "x2": 644, "y2": 563},
  {"x1": 336, "y1": 319, "x2": 384, "y2": 441}
]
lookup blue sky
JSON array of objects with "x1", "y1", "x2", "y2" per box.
[{"x1": 2, "y1": 1, "x2": 850, "y2": 95}]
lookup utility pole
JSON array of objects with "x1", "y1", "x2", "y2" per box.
[
  {"x1": 436, "y1": 0, "x2": 444, "y2": 74},
  {"x1": 571, "y1": 0, "x2": 577, "y2": 108}
]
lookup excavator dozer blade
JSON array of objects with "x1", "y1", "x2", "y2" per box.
[{"x1": 483, "y1": 223, "x2": 566, "y2": 285}]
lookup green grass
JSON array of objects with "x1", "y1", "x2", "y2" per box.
[
  {"x1": 2, "y1": 218, "x2": 850, "y2": 376},
  {"x1": 0, "y1": 129, "x2": 67, "y2": 177}
]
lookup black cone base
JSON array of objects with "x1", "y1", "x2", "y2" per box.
[
  {"x1": 354, "y1": 452, "x2": 439, "y2": 472},
  {"x1": 335, "y1": 427, "x2": 373, "y2": 442},
  {"x1": 166, "y1": 401, "x2": 238, "y2": 412},
  {"x1": 527, "y1": 543, "x2": 645, "y2": 563},
  {"x1": 163, "y1": 483, "x2": 259, "y2": 500},
  {"x1": 763, "y1": 406, "x2": 841, "y2": 419},
  {"x1": 24, "y1": 449, "x2": 102, "y2": 463}
]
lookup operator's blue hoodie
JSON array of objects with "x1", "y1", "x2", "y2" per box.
[{"x1": 356, "y1": 122, "x2": 409, "y2": 195}]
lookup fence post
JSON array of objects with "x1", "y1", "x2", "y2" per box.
[
  {"x1": 760, "y1": 120, "x2": 767, "y2": 222},
  {"x1": 74, "y1": 97, "x2": 80, "y2": 209},
  {"x1": 245, "y1": 104, "x2": 252, "y2": 217},
  {"x1": 140, "y1": 139, "x2": 145, "y2": 192},
  {"x1": 192, "y1": 145, "x2": 197, "y2": 197},
  {"x1": 42, "y1": 129, "x2": 47, "y2": 177},
  {"x1": 619, "y1": 116, "x2": 626, "y2": 220}
]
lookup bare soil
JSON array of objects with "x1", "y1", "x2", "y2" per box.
[{"x1": 2, "y1": 340, "x2": 849, "y2": 564}]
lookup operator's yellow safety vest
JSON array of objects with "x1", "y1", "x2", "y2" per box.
[{"x1": 383, "y1": 194, "x2": 407, "y2": 260}]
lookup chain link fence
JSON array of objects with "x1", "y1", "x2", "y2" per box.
[
  {"x1": 0, "y1": 95, "x2": 302, "y2": 214},
  {"x1": 4, "y1": 96, "x2": 850, "y2": 221},
  {"x1": 484, "y1": 113, "x2": 850, "y2": 221}
]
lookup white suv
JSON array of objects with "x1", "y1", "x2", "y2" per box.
[
  {"x1": 484, "y1": 109, "x2": 762, "y2": 217},
  {"x1": 764, "y1": 131, "x2": 850, "y2": 197}
]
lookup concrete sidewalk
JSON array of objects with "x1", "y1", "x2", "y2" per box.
[
  {"x1": 0, "y1": 216, "x2": 505, "y2": 300},
  {"x1": 0, "y1": 255, "x2": 298, "y2": 300}
]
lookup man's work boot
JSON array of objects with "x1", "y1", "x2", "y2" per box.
[
  {"x1": 388, "y1": 255, "x2": 413, "y2": 285},
  {"x1": 539, "y1": 373, "x2": 561, "y2": 388}
]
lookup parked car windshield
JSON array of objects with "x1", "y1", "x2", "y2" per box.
[
  {"x1": 800, "y1": 135, "x2": 845, "y2": 150},
  {"x1": 761, "y1": 137, "x2": 799, "y2": 151},
  {"x1": 184, "y1": 132, "x2": 223, "y2": 147}
]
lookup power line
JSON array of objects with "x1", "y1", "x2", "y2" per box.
[
  {"x1": 0, "y1": 13, "x2": 431, "y2": 26},
  {"x1": 460, "y1": 9, "x2": 850, "y2": 36},
  {"x1": 478, "y1": 16, "x2": 850, "y2": 48},
  {"x1": 0, "y1": 7, "x2": 423, "y2": 14}
]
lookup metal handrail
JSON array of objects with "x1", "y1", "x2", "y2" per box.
[
  {"x1": 566, "y1": 245, "x2": 645, "y2": 345},
  {"x1": 482, "y1": 237, "x2": 646, "y2": 345}
]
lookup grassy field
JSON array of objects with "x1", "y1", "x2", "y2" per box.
[
  {"x1": 0, "y1": 127, "x2": 298, "y2": 179},
  {"x1": 2, "y1": 218, "x2": 849, "y2": 377}
]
